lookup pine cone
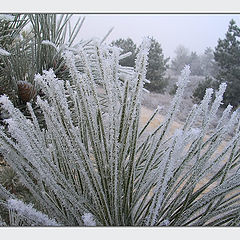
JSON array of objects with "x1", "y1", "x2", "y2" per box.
[{"x1": 17, "y1": 81, "x2": 37, "y2": 103}]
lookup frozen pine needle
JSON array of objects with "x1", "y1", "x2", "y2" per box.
[{"x1": 0, "y1": 37, "x2": 240, "y2": 227}]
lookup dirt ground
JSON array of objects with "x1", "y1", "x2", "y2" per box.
[{"x1": 139, "y1": 103, "x2": 231, "y2": 188}]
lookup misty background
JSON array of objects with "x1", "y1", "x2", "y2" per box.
[
  {"x1": 72, "y1": 14, "x2": 240, "y2": 58},
  {"x1": 69, "y1": 13, "x2": 240, "y2": 123}
]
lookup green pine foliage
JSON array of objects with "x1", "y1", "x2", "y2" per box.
[
  {"x1": 214, "y1": 19, "x2": 240, "y2": 108},
  {"x1": 0, "y1": 14, "x2": 86, "y2": 104},
  {"x1": 111, "y1": 38, "x2": 138, "y2": 67},
  {"x1": 0, "y1": 14, "x2": 87, "y2": 131},
  {"x1": 144, "y1": 37, "x2": 170, "y2": 93},
  {"x1": 0, "y1": 14, "x2": 29, "y2": 101},
  {"x1": 192, "y1": 77, "x2": 215, "y2": 103},
  {"x1": 111, "y1": 37, "x2": 169, "y2": 93}
]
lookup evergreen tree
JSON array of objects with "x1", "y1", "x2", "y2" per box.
[
  {"x1": 171, "y1": 45, "x2": 190, "y2": 75},
  {"x1": 191, "y1": 48, "x2": 219, "y2": 103},
  {"x1": 112, "y1": 37, "x2": 169, "y2": 93},
  {"x1": 201, "y1": 47, "x2": 218, "y2": 77},
  {"x1": 144, "y1": 37, "x2": 169, "y2": 93},
  {"x1": 188, "y1": 51, "x2": 202, "y2": 76},
  {"x1": 214, "y1": 19, "x2": 240, "y2": 107},
  {"x1": 111, "y1": 38, "x2": 137, "y2": 67}
]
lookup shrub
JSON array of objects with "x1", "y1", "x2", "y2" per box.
[
  {"x1": 192, "y1": 77, "x2": 215, "y2": 103},
  {"x1": 169, "y1": 83, "x2": 178, "y2": 95},
  {"x1": 0, "y1": 39, "x2": 240, "y2": 226}
]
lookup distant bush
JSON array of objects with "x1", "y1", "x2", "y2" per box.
[
  {"x1": 169, "y1": 83, "x2": 178, "y2": 95},
  {"x1": 192, "y1": 77, "x2": 215, "y2": 103}
]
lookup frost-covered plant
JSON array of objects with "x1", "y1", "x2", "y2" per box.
[
  {"x1": 0, "y1": 14, "x2": 28, "y2": 100},
  {"x1": 0, "y1": 14, "x2": 85, "y2": 104},
  {"x1": 0, "y1": 38, "x2": 240, "y2": 226},
  {"x1": 81, "y1": 212, "x2": 96, "y2": 226},
  {"x1": 6, "y1": 198, "x2": 60, "y2": 226}
]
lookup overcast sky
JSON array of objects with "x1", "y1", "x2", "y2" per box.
[{"x1": 71, "y1": 14, "x2": 240, "y2": 59}]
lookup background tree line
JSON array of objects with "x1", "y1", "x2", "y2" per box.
[
  {"x1": 111, "y1": 37, "x2": 219, "y2": 94},
  {"x1": 1, "y1": 16, "x2": 240, "y2": 109},
  {"x1": 192, "y1": 19, "x2": 240, "y2": 108},
  {"x1": 112, "y1": 19, "x2": 240, "y2": 108},
  {"x1": 171, "y1": 45, "x2": 218, "y2": 77},
  {"x1": 111, "y1": 37, "x2": 170, "y2": 93}
]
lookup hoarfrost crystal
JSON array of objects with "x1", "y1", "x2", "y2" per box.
[
  {"x1": 0, "y1": 48, "x2": 11, "y2": 56},
  {"x1": 81, "y1": 213, "x2": 96, "y2": 226},
  {"x1": 0, "y1": 14, "x2": 14, "y2": 21},
  {"x1": 7, "y1": 199, "x2": 60, "y2": 226},
  {"x1": 42, "y1": 40, "x2": 58, "y2": 50}
]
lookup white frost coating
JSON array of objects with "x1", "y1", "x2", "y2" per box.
[
  {"x1": 190, "y1": 127, "x2": 201, "y2": 136},
  {"x1": 143, "y1": 79, "x2": 151, "y2": 84},
  {"x1": 0, "y1": 14, "x2": 14, "y2": 21},
  {"x1": 7, "y1": 199, "x2": 60, "y2": 226},
  {"x1": 81, "y1": 213, "x2": 96, "y2": 226},
  {"x1": 0, "y1": 95, "x2": 16, "y2": 117},
  {"x1": 160, "y1": 219, "x2": 170, "y2": 226},
  {"x1": 156, "y1": 105, "x2": 163, "y2": 111},
  {"x1": 0, "y1": 48, "x2": 11, "y2": 56},
  {"x1": 0, "y1": 38, "x2": 239, "y2": 226},
  {"x1": 209, "y1": 82, "x2": 227, "y2": 119},
  {"x1": 0, "y1": 94, "x2": 10, "y2": 105},
  {"x1": 41, "y1": 40, "x2": 58, "y2": 50},
  {"x1": 119, "y1": 51, "x2": 132, "y2": 60},
  {"x1": 142, "y1": 88, "x2": 150, "y2": 94},
  {"x1": 176, "y1": 65, "x2": 191, "y2": 87},
  {"x1": 202, "y1": 88, "x2": 214, "y2": 107}
]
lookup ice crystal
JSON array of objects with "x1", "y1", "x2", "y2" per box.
[
  {"x1": 41, "y1": 40, "x2": 58, "y2": 50},
  {"x1": 0, "y1": 95, "x2": 10, "y2": 105},
  {"x1": 190, "y1": 127, "x2": 201, "y2": 136},
  {"x1": 160, "y1": 219, "x2": 170, "y2": 226},
  {"x1": 119, "y1": 51, "x2": 132, "y2": 60},
  {"x1": 81, "y1": 212, "x2": 96, "y2": 226},
  {"x1": 0, "y1": 48, "x2": 11, "y2": 56},
  {"x1": 7, "y1": 199, "x2": 60, "y2": 226},
  {"x1": 0, "y1": 14, "x2": 14, "y2": 21}
]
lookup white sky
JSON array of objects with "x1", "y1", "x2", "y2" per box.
[{"x1": 71, "y1": 14, "x2": 240, "y2": 59}]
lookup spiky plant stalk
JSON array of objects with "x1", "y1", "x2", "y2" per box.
[
  {"x1": 0, "y1": 38, "x2": 240, "y2": 226},
  {"x1": 0, "y1": 13, "x2": 89, "y2": 137},
  {"x1": 0, "y1": 14, "x2": 86, "y2": 101},
  {"x1": 0, "y1": 14, "x2": 29, "y2": 102}
]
